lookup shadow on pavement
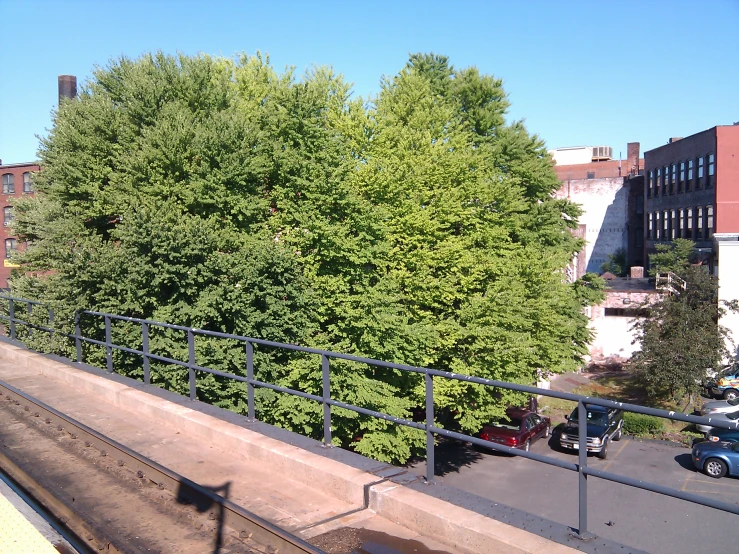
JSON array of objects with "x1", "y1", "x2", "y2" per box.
[
  {"x1": 426, "y1": 438, "x2": 485, "y2": 476},
  {"x1": 674, "y1": 452, "x2": 696, "y2": 471}
]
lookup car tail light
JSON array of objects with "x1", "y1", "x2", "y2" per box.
[
  {"x1": 709, "y1": 435, "x2": 719, "y2": 442},
  {"x1": 480, "y1": 432, "x2": 489, "y2": 441},
  {"x1": 506, "y1": 437, "x2": 518, "y2": 446}
]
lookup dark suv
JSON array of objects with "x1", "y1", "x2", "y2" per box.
[{"x1": 559, "y1": 404, "x2": 624, "y2": 459}]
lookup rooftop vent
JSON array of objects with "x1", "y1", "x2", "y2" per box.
[
  {"x1": 592, "y1": 146, "x2": 613, "y2": 161},
  {"x1": 668, "y1": 137, "x2": 683, "y2": 143}
]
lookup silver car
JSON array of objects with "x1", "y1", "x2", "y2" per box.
[
  {"x1": 700, "y1": 397, "x2": 739, "y2": 417},
  {"x1": 696, "y1": 408, "x2": 739, "y2": 434}
]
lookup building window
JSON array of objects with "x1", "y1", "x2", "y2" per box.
[
  {"x1": 707, "y1": 154, "x2": 715, "y2": 187},
  {"x1": 648, "y1": 212, "x2": 654, "y2": 239},
  {"x1": 687, "y1": 159, "x2": 694, "y2": 190},
  {"x1": 648, "y1": 170, "x2": 654, "y2": 197},
  {"x1": 670, "y1": 209, "x2": 677, "y2": 239},
  {"x1": 656, "y1": 168, "x2": 661, "y2": 196},
  {"x1": 670, "y1": 164, "x2": 676, "y2": 194},
  {"x1": 679, "y1": 161, "x2": 685, "y2": 192},
  {"x1": 3, "y1": 207, "x2": 13, "y2": 227},
  {"x1": 586, "y1": 171, "x2": 595, "y2": 179},
  {"x1": 696, "y1": 207, "x2": 704, "y2": 239},
  {"x1": 707, "y1": 205, "x2": 714, "y2": 236},
  {"x1": 2, "y1": 174, "x2": 14, "y2": 194},
  {"x1": 4, "y1": 238, "x2": 16, "y2": 259},
  {"x1": 678, "y1": 209, "x2": 685, "y2": 239},
  {"x1": 22, "y1": 172, "x2": 33, "y2": 193},
  {"x1": 697, "y1": 156, "x2": 704, "y2": 187},
  {"x1": 655, "y1": 212, "x2": 660, "y2": 239},
  {"x1": 663, "y1": 166, "x2": 669, "y2": 195},
  {"x1": 686, "y1": 208, "x2": 693, "y2": 239},
  {"x1": 663, "y1": 210, "x2": 669, "y2": 239}
]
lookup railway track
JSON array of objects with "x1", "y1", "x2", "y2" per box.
[{"x1": 0, "y1": 379, "x2": 324, "y2": 554}]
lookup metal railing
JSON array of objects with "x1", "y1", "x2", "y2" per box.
[{"x1": 1, "y1": 294, "x2": 738, "y2": 540}]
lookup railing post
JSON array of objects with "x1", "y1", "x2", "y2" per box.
[
  {"x1": 8, "y1": 299, "x2": 15, "y2": 340},
  {"x1": 142, "y1": 322, "x2": 150, "y2": 385},
  {"x1": 26, "y1": 302, "x2": 33, "y2": 338},
  {"x1": 74, "y1": 312, "x2": 82, "y2": 363},
  {"x1": 104, "y1": 315, "x2": 113, "y2": 373},
  {"x1": 577, "y1": 400, "x2": 593, "y2": 539},
  {"x1": 425, "y1": 372, "x2": 435, "y2": 484},
  {"x1": 245, "y1": 341, "x2": 255, "y2": 420},
  {"x1": 322, "y1": 354, "x2": 332, "y2": 447},
  {"x1": 48, "y1": 307, "x2": 54, "y2": 345},
  {"x1": 188, "y1": 329, "x2": 196, "y2": 401}
]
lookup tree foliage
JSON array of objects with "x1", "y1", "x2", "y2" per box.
[
  {"x1": 10, "y1": 51, "x2": 602, "y2": 463},
  {"x1": 630, "y1": 241, "x2": 737, "y2": 405}
]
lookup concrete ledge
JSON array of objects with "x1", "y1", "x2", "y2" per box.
[{"x1": 0, "y1": 341, "x2": 581, "y2": 554}]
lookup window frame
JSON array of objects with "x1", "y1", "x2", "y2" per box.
[
  {"x1": 1, "y1": 173, "x2": 14, "y2": 194},
  {"x1": 4, "y1": 238, "x2": 17, "y2": 259},
  {"x1": 22, "y1": 172, "x2": 33, "y2": 194}
]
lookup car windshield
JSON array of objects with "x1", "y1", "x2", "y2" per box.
[
  {"x1": 570, "y1": 409, "x2": 609, "y2": 426},
  {"x1": 729, "y1": 398, "x2": 739, "y2": 407},
  {"x1": 726, "y1": 411, "x2": 739, "y2": 421},
  {"x1": 492, "y1": 417, "x2": 522, "y2": 431}
]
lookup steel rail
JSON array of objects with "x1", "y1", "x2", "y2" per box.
[{"x1": 0, "y1": 379, "x2": 324, "y2": 554}]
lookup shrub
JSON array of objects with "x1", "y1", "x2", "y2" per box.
[{"x1": 623, "y1": 412, "x2": 664, "y2": 435}]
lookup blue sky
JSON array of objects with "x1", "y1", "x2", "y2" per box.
[{"x1": 1, "y1": 0, "x2": 737, "y2": 164}]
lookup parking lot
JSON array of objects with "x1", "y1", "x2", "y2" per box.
[{"x1": 412, "y1": 429, "x2": 739, "y2": 554}]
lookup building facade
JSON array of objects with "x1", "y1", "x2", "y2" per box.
[
  {"x1": 0, "y1": 161, "x2": 39, "y2": 288},
  {"x1": 551, "y1": 142, "x2": 643, "y2": 279},
  {"x1": 644, "y1": 125, "x2": 739, "y2": 356}
]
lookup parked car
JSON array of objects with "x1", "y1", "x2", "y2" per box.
[
  {"x1": 707, "y1": 428, "x2": 739, "y2": 443},
  {"x1": 705, "y1": 365, "x2": 739, "y2": 400},
  {"x1": 478, "y1": 408, "x2": 551, "y2": 452},
  {"x1": 559, "y1": 404, "x2": 623, "y2": 459},
  {"x1": 695, "y1": 409, "x2": 739, "y2": 434},
  {"x1": 700, "y1": 397, "x2": 739, "y2": 416},
  {"x1": 692, "y1": 440, "x2": 739, "y2": 478}
]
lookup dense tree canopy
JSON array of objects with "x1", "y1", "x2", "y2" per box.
[
  {"x1": 10, "y1": 52, "x2": 602, "y2": 462},
  {"x1": 631, "y1": 240, "x2": 737, "y2": 406}
]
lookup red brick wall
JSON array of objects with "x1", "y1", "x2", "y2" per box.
[
  {"x1": 716, "y1": 126, "x2": 739, "y2": 234},
  {"x1": 0, "y1": 162, "x2": 39, "y2": 288}
]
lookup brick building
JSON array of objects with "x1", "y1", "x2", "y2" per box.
[
  {"x1": 0, "y1": 161, "x2": 39, "y2": 288},
  {"x1": 551, "y1": 143, "x2": 643, "y2": 278},
  {"x1": 643, "y1": 125, "x2": 739, "y2": 356}
]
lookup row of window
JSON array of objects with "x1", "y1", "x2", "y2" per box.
[
  {"x1": 1, "y1": 172, "x2": 33, "y2": 194},
  {"x1": 647, "y1": 206, "x2": 714, "y2": 241},
  {"x1": 647, "y1": 154, "x2": 714, "y2": 197}
]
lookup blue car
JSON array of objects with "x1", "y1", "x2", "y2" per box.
[
  {"x1": 692, "y1": 440, "x2": 739, "y2": 478},
  {"x1": 707, "y1": 428, "x2": 739, "y2": 443}
]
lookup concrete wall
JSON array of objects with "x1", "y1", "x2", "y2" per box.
[
  {"x1": 715, "y1": 234, "x2": 739, "y2": 358},
  {"x1": 549, "y1": 146, "x2": 592, "y2": 166},
  {"x1": 588, "y1": 313, "x2": 640, "y2": 360},
  {"x1": 555, "y1": 177, "x2": 628, "y2": 275}
]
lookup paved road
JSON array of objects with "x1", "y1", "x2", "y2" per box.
[{"x1": 413, "y1": 431, "x2": 738, "y2": 554}]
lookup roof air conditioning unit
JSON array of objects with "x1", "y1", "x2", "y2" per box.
[{"x1": 592, "y1": 146, "x2": 613, "y2": 161}]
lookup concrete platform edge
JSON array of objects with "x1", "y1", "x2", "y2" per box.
[{"x1": 0, "y1": 338, "x2": 623, "y2": 554}]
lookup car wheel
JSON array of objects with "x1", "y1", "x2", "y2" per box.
[
  {"x1": 544, "y1": 425, "x2": 551, "y2": 438},
  {"x1": 704, "y1": 457, "x2": 728, "y2": 478},
  {"x1": 524, "y1": 440, "x2": 530, "y2": 452},
  {"x1": 597, "y1": 438, "x2": 609, "y2": 459},
  {"x1": 723, "y1": 389, "x2": 738, "y2": 401},
  {"x1": 614, "y1": 425, "x2": 623, "y2": 441}
]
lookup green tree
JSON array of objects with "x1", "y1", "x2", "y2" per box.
[
  {"x1": 600, "y1": 247, "x2": 627, "y2": 276},
  {"x1": 631, "y1": 241, "x2": 737, "y2": 407},
  {"x1": 10, "y1": 51, "x2": 603, "y2": 463}
]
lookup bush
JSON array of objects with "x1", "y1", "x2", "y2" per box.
[{"x1": 623, "y1": 412, "x2": 664, "y2": 435}]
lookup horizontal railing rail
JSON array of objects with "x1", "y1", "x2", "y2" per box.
[{"x1": 1, "y1": 294, "x2": 737, "y2": 541}]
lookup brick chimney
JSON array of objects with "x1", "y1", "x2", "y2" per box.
[
  {"x1": 58, "y1": 75, "x2": 77, "y2": 103},
  {"x1": 627, "y1": 142, "x2": 640, "y2": 174}
]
